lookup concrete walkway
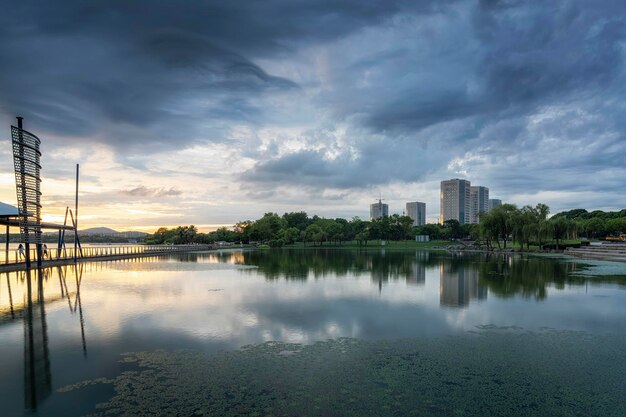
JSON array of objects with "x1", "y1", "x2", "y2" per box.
[
  {"x1": 564, "y1": 244, "x2": 626, "y2": 263},
  {"x1": 0, "y1": 244, "x2": 216, "y2": 273}
]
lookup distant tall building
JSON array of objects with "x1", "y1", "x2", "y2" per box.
[
  {"x1": 370, "y1": 200, "x2": 389, "y2": 220},
  {"x1": 440, "y1": 179, "x2": 471, "y2": 224},
  {"x1": 488, "y1": 199, "x2": 502, "y2": 211},
  {"x1": 406, "y1": 201, "x2": 426, "y2": 226},
  {"x1": 469, "y1": 186, "x2": 489, "y2": 224}
]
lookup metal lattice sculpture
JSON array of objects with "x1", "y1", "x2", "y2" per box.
[{"x1": 11, "y1": 123, "x2": 42, "y2": 244}]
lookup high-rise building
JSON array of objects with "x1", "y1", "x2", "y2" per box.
[
  {"x1": 440, "y1": 179, "x2": 471, "y2": 224},
  {"x1": 488, "y1": 199, "x2": 502, "y2": 211},
  {"x1": 370, "y1": 200, "x2": 388, "y2": 220},
  {"x1": 406, "y1": 201, "x2": 426, "y2": 226},
  {"x1": 469, "y1": 186, "x2": 489, "y2": 224}
]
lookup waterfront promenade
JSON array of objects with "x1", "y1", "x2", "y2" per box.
[
  {"x1": 0, "y1": 244, "x2": 218, "y2": 272},
  {"x1": 565, "y1": 243, "x2": 626, "y2": 263}
]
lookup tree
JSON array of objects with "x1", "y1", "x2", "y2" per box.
[
  {"x1": 512, "y1": 206, "x2": 535, "y2": 250},
  {"x1": 551, "y1": 217, "x2": 574, "y2": 248},
  {"x1": 337, "y1": 218, "x2": 355, "y2": 242},
  {"x1": 324, "y1": 221, "x2": 343, "y2": 244},
  {"x1": 479, "y1": 212, "x2": 499, "y2": 249},
  {"x1": 249, "y1": 212, "x2": 284, "y2": 242},
  {"x1": 282, "y1": 212, "x2": 310, "y2": 231},
  {"x1": 442, "y1": 219, "x2": 463, "y2": 240},
  {"x1": 606, "y1": 217, "x2": 626, "y2": 235},
  {"x1": 355, "y1": 230, "x2": 370, "y2": 246},
  {"x1": 416, "y1": 224, "x2": 442, "y2": 240},
  {"x1": 489, "y1": 204, "x2": 517, "y2": 249},
  {"x1": 304, "y1": 224, "x2": 325, "y2": 246},
  {"x1": 279, "y1": 227, "x2": 300, "y2": 244},
  {"x1": 234, "y1": 220, "x2": 253, "y2": 242}
]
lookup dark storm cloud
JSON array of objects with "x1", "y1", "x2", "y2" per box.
[
  {"x1": 363, "y1": 0, "x2": 626, "y2": 133},
  {"x1": 242, "y1": 0, "x2": 626, "y2": 202},
  {"x1": 0, "y1": 0, "x2": 446, "y2": 150},
  {"x1": 2, "y1": 0, "x2": 625, "y2": 209}
]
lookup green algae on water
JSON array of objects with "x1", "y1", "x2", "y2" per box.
[{"x1": 59, "y1": 329, "x2": 626, "y2": 417}]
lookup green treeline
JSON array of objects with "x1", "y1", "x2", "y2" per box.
[
  {"x1": 143, "y1": 205, "x2": 626, "y2": 247},
  {"x1": 552, "y1": 208, "x2": 626, "y2": 239},
  {"x1": 473, "y1": 204, "x2": 626, "y2": 249},
  {"x1": 476, "y1": 203, "x2": 572, "y2": 249},
  {"x1": 144, "y1": 213, "x2": 422, "y2": 246}
]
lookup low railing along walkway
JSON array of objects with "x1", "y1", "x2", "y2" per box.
[{"x1": 0, "y1": 244, "x2": 217, "y2": 272}]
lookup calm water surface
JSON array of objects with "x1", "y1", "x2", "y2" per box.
[{"x1": 1, "y1": 249, "x2": 625, "y2": 416}]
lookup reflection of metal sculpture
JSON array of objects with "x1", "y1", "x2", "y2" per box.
[
  {"x1": 24, "y1": 269, "x2": 51, "y2": 411},
  {"x1": 11, "y1": 117, "x2": 42, "y2": 268}
]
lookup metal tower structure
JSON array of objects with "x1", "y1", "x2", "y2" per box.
[{"x1": 11, "y1": 117, "x2": 42, "y2": 268}]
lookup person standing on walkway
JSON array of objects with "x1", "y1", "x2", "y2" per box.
[
  {"x1": 43, "y1": 244, "x2": 48, "y2": 259},
  {"x1": 17, "y1": 244, "x2": 24, "y2": 260}
]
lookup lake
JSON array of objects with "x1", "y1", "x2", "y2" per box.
[{"x1": 1, "y1": 249, "x2": 625, "y2": 416}]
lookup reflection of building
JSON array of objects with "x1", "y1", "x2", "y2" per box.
[
  {"x1": 439, "y1": 262, "x2": 487, "y2": 307},
  {"x1": 406, "y1": 202, "x2": 426, "y2": 226},
  {"x1": 24, "y1": 270, "x2": 51, "y2": 411},
  {"x1": 440, "y1": 179, "x2": 471, "y2": 224},
  {"x1": 406, "y1": 252, "x2": 427, "y2": 286},
  {"x1": 370, "y1": 200, "x2": 389, "y2": 220},
  {"x1": 469, "y1": 186, "x2": 489, "y2": 224}
]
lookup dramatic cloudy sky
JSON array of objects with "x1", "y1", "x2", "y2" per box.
[{"x1": 0, "y1": 0, "x2": 625, "y2": 230}]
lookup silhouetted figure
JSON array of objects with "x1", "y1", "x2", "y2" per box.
[{"x1": 18, "y1": 244, "x2": 25, "y2": 260}]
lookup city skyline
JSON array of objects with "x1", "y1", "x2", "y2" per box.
[{"x1": 1, "y1": 1, "x2": 625, "y2": 231}]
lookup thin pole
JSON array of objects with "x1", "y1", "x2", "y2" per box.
[
  {"x1": 5, "y1": 225, "x2": 8, "y2": 264},
  {"x1": 58, "y1": 207, "x2": 68, "y2": 259},
  {"x1": 74, "y1": 164, "x2": 79, "y2": 263}
]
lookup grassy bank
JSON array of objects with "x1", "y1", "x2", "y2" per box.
[
  {"x1": 272, "y1": 239, "x2": 585, "y2": 252},
  {"x1": 283, "y1": 240, "x2": 454, "y2": 250},
  {"x1": 468, "y1": 239, "x2": 584, "y2": 252}
]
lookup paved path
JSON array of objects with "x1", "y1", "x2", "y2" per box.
[
  {"x1": 0, "y1": 244, "x2": 216, "y2": 273},
  {"x1": 564, "y1": 244, "x2": 626, "y2": 263}
]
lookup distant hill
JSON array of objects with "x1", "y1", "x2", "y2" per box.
[
  {"x1": 79, "y1": 227, "x2": 148, "y2": 238},
  {"x1": 80, "y1": 227, "x2": 118, "y2": 235}
]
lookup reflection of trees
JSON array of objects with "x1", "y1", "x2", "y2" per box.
[
  {"x1": 475, "y1": 254, "x2": 596, "y2": 300},
  {"x1": 243, "y1": 249, "x2": 354, "y2": 280},
  {"x1": 242, "y1": 250, "x2": 438, "y2": 284},
  {"x1": 370, "y1": 251, "x2": 428, "y2": 289},
  {"x1": 237, "y1": 249, "x2": 626, "y2": 300}
]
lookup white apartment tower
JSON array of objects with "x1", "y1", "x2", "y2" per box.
[
  {"x1": 440, "y1": 179, "x2": 471, "y2": 224},
  {"x1": 406, "y1": 202, "x2": 426, "y2": 227},
  {"x1": 469, "y1": 186, "x2": 489, "y2": 224},
  {"x1": 370, "y1": 200, "x2": 389, "y2": 220}
]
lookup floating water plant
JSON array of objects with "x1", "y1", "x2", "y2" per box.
[{"x1": 60, "y1": 329, "x2": 626, "y2": 417}]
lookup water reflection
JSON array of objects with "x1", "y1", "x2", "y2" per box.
[
  {"x1": 56, "y1": 265, "x2": 87, "y2": 357},
  {"x1": 0, "y1": 266, "x2": 86, "y2": 413},
  {"x1": 23, "y1": 269, "x2": 52, "y2": 411},
  {"x1": 242, "y1": 249, "x2": 626, "y2": 303},
  {"x1": 242, "y1": 249, "x2": 435, "y2": 288},
  {"x1": 439, "y1": 261, "x2": 487, "y2": 308},
  {"x1": 0, "y1": 251, "x2": 625, "y2": 416}
]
